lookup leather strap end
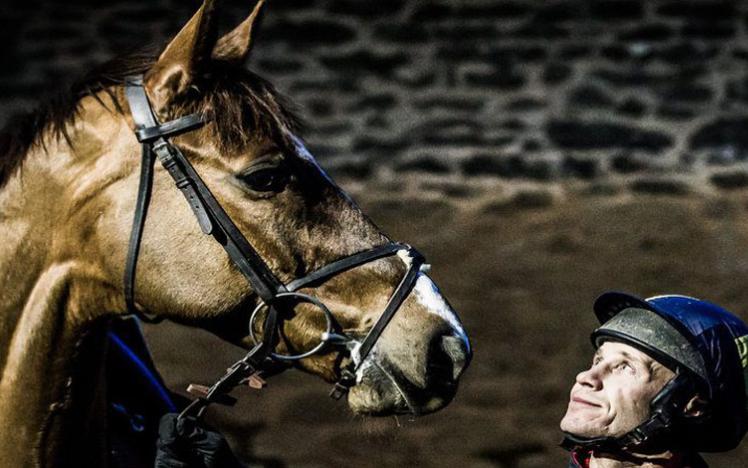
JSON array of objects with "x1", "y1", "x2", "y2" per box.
[
  {"x1": 186, "y1": 384, "x2": 238, "y2": 407},
  {"x1": 186, "y1": 383, "x2": 210, "y2": 398},
  {"x1": 180, "y1": 183, "x2": 214, "y2": 234},
  {"x1": 246, "y1": 372, "x2": 267, "y2": 390}
]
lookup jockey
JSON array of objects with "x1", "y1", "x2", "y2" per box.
[{"x1": 560, "y1": 292, "x2": 748, "y2": 468}]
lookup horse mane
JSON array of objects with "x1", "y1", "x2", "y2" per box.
[{"x1": 0, "y1": 47, "x2": 302, "y2": 190}]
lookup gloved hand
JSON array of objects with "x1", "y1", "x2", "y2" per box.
[{"x1": 154, "y1": 413, "x2": 244, "y2": 468}]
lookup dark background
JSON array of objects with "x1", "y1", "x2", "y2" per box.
[{"x1": 4, "y1": 0, "x2": 748, "y2": 466}]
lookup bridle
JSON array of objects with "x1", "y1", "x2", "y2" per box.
[{"x1": 123, "y1": 76, "x2": 427, "y2": 419}]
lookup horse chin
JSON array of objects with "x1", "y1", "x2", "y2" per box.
[
  {"x1": 345, "y1": 359, "x2": 458, "y2": 417},
  {"x1": 347, "y1": 380, "x2": 410, "y2": 416}
]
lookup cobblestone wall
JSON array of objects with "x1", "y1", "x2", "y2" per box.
[{"x1": 3, "y1": 0, "x2": 748, "y2": 192}]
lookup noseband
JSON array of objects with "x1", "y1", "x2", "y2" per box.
[{"x1": 123, "y1": 77, "x2": 426, "y2": 419}]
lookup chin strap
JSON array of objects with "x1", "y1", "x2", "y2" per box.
[{"x1": 562, "y1": 373, "x2": 697, "y2": 455}]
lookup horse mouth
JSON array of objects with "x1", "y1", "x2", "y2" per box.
[{"x1": 346, "y1": 357, "x2": 459, "y2": 417}]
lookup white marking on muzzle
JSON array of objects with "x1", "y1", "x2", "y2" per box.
[
  {"x1": 413, "y1": 274, "x2": 468, "y2": 343},
  {"x1": 355, "y1": 349, "x2": 377, "y2": 384}
]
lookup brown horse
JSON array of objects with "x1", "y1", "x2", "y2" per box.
[{"x1": 0, "y1": 1, "x2": 471, "y2": 466}]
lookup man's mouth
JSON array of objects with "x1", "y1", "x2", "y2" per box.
[{"x1": 571, "y1": 396, "x2": 600, "y2": 407}]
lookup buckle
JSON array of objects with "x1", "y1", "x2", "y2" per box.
[
  {"x1": 151, "y1": 140, "x2": 169, "y2": 151},
  {"x1": 628, "y1": 427, "x2": 648, "y2": 445},
  {"x1": 329, "y1": 382, "x2": 349, "y2": 400},
  {"x1": 329, "y1": 369, "x2": 356, "y2": 400}
]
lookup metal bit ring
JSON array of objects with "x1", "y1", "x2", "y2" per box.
[{"x1": 249, "y1": 292, "x2": 335, "y2": 361}]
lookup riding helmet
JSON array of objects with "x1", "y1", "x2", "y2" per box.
[{"x1": 587, "y1": 291, "x2": 748, "y2": 452}]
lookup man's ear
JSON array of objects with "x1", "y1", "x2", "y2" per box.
[
  {"x1": 144, "y1": 0, "x2": 219, "y2": 112},
  {"x1": 211, "y1": 0, "x2": 266, "y2": 64},
  {"x1": 683, "y1": 394, "x2": 709, "y2": 418}
]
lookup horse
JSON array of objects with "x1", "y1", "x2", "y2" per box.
[{"x1": 0, "y1": 1, "x2": 471, "y2": 466}]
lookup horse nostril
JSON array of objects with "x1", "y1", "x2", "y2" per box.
[{"x1": 439, "y1": 334, "x2": 471, "y2": 381}]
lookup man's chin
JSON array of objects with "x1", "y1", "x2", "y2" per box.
[{"x1": 560, "y1": 413, "x2": 608, "y2": 439}]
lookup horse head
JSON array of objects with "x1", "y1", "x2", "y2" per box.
[{"x1": 121, "y1": 0, "x2": 470, "y2": 416}]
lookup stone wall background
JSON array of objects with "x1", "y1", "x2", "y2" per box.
[{"x1": 3, "y1": 0, "x2": 748, "y2": 194}]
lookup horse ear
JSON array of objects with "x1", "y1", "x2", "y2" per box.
[
  {"x1": 211, "y1": 0, "x2": 265, "y2": 64},
  {"x1": 144, "y1": 0, "x2": 219, "y2": 111}
]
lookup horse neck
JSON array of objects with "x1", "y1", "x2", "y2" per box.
[
  {"x1": 0, "y1": 98, "x2": 126, "y2": 467},
  {"x1": 0, "y1": 316, "x2": 112, "y2": 467}
]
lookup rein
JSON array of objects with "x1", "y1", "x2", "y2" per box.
[{"x1": 123, "y1": 76, "x2": 427, "y2": 419}]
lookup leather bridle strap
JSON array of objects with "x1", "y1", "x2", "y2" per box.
[
  {"x1": 124, "y1": 78, "x2": 285, "y2": 321},
  {"x1": 283, "y1": 243, "x2": 425, "y2": 399},
  {"x1": 356, "y1": 248, "x2": 424, "y2": 366},
  {"x1": 329, "y1": 247, "x2": 424, "y2": 399},
  {"x1": 123, "y1": 129, "x2": 158, "y2": 322},
  {"x1": 285, "y1": 243, "x2": 405, "y2": 292},
  {"x1": 134, "y1": 114, "x2": 205, "y2": 142},
  {"x1": 161, "y1": 138, "x2": 286, "y2": 302},
  {"x1": 124, "y1": 77, "x2": 284, "y2": 419}
]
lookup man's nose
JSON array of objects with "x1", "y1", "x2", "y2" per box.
[{"x1": 575, "y1": 367, "x2": 602, "y2": 390}]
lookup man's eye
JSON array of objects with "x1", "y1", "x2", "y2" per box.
[
  {"x1": 614, "y1": 361, "x2": 634, "y2": 373},
  {"x1": 237, "y1": 167, "x2": 288, "y2": 193}
]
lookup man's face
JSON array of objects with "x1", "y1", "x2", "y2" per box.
[{"x1": 560, "y1": 340, "x2": 676, "y2": 438}]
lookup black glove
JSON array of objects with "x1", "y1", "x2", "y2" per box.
[{"x1": 154, "y1": 413, "x2": 244, "y2": 468}]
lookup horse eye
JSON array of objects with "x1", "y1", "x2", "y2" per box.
[{"x1": 238, "y1": 166, "x2": 288, "y2": 193}]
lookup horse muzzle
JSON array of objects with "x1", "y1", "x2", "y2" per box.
[{"x1": 347, "y1": 329, "x2": 471, "y2": 416}]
